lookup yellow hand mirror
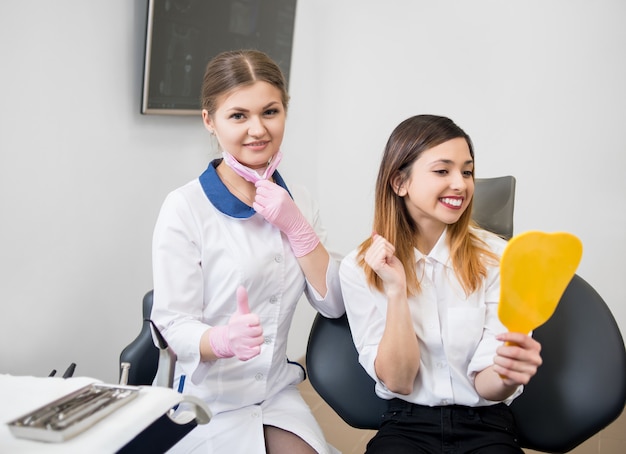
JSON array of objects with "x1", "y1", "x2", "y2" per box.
[{"x1": 499, "y1": 231, "x2": 583, "y2": 334}]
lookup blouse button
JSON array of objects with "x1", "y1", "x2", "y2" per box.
[
  {"x1": 269, "y1": 295, "x2": 278, "y2": 304},
  {"x1": 274, "y1": 254, "x2": 283, "y2": 263},
  {"x1": 255, "y1": 373, "x2": 264, "y2": 381},
  {"x1": 264, "y1": 336, "x2": 272, "y2": 345}
]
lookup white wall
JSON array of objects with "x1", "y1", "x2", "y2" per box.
[{"x1": 1, "y1": 0, "x2": 624, "y2": 384}]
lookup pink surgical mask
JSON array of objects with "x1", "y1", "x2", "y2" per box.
[{"x1": 222, "y1": 150, "x2": 282, "y2": 183}]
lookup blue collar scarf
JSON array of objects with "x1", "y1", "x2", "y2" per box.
[{"x1": 198, "y1": 159, "x2": 291, "y2": 219}]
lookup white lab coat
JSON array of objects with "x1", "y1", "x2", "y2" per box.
[{"x1": 151, "y1": 160, "x2": 344, "y2": 453}]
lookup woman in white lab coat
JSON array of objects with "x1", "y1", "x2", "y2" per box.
[{"x1": 151, "y1": 50, "x2": 344, "y2": 454}]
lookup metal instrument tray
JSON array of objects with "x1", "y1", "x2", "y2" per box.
[{"x1": 6, "y1": 383, "x2": 140, "y2": 443}]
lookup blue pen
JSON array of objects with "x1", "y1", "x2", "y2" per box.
[{"x1": 173, "y1": 375, "x2": 186, "y2": 411}]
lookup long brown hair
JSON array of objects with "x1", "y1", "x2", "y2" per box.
[
  {"x1": 200, "y1": 49, "x2": 290, "y2": 115},
  {"x1": 358, "y1": 114, "x2": 497, "y2": 296}
]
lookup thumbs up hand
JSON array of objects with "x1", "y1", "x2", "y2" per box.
[{"x1": 209, "y1": 286, "x2": 264, "y2": 361}]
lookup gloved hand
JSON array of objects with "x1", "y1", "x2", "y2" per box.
[
  {"x1": 253, "y1": 180, "x2": 320, "y2": 257},
  {"x1": 209, "y1": 286, "x2": 264, "y2": 361}
]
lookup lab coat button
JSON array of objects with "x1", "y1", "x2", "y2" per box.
[
  {"x1": 255, "y1": 373, "x2": 264, "y2": 381},
  {"x1": 269, "y1": 295, "x2": 278, "y2": 304},
  {"x1": 264, "y1": 337, "x2": 272, "y2": 345},
  {"x1": 274, "y1": 254, "x2": 283, "y2": 263}
]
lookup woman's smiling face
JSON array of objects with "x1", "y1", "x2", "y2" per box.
[
  {"x1": 399, "y1": 137, "x2": 475, "y2": 230},
  {"x1": 203, "y1": 80, "x2": 286, "y2": 169}
]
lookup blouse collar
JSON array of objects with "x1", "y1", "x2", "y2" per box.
[{"x1": 414, "y1": 228, "x2": 452, "y2": 268}]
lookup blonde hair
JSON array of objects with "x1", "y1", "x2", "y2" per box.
[{"x1": 358, "y1": 115, "x2": 498, "y2": 296}]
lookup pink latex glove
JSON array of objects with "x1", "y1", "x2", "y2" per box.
[
  {"x1": 253, "y1": 180, "x2": 320, "y2": 257},
  {"x1": 209, "y1": 286, "x2": 264, "y2": 361}
]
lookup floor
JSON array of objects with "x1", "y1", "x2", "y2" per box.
[{"x1": 297, "y1": 374, "x2": 626, "y2": 454}]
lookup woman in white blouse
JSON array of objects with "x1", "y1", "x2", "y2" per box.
[
  {"x1": 151, "y1": 50, "x2": 344, "y2": 454},
  {"x1": 339, "y1": 114, "x2": 542, "y2": 453}
]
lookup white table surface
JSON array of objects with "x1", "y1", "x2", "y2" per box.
[{"x1": 0, "y1": 374, "x2": 186, "y2": 453}]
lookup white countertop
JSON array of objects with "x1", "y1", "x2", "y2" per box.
[{"x1": 0, "y1": 374, "x2": 188, "y2": 453}]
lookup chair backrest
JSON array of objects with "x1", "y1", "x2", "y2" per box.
[
  {"x1": 472, "y1": 176, "x2": 516, "y2": 240},
  {"x1": 305, "y1": 176, "x2": 626, "y2": 452},
  {"x1": 119, "y1": 290, "x2": 159, "y2": 386},
  {"x1": 306, "y1": 313, "x2": 387, "y2": 428},
  {"x1": 509, "y1": 274, "x2": 626, "y2": 452}
]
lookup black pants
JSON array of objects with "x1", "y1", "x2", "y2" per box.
[{"x1": 365, "y1": 399, "x2": 523, "y2": 454}]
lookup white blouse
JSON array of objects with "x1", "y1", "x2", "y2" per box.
[{"x1": 340, "y1": 228, "x2": 522, "y2": 408}]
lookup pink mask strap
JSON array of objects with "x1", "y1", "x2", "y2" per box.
[{"x1": 222, "y1": 151, "x2": 282, "y2": 183}]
